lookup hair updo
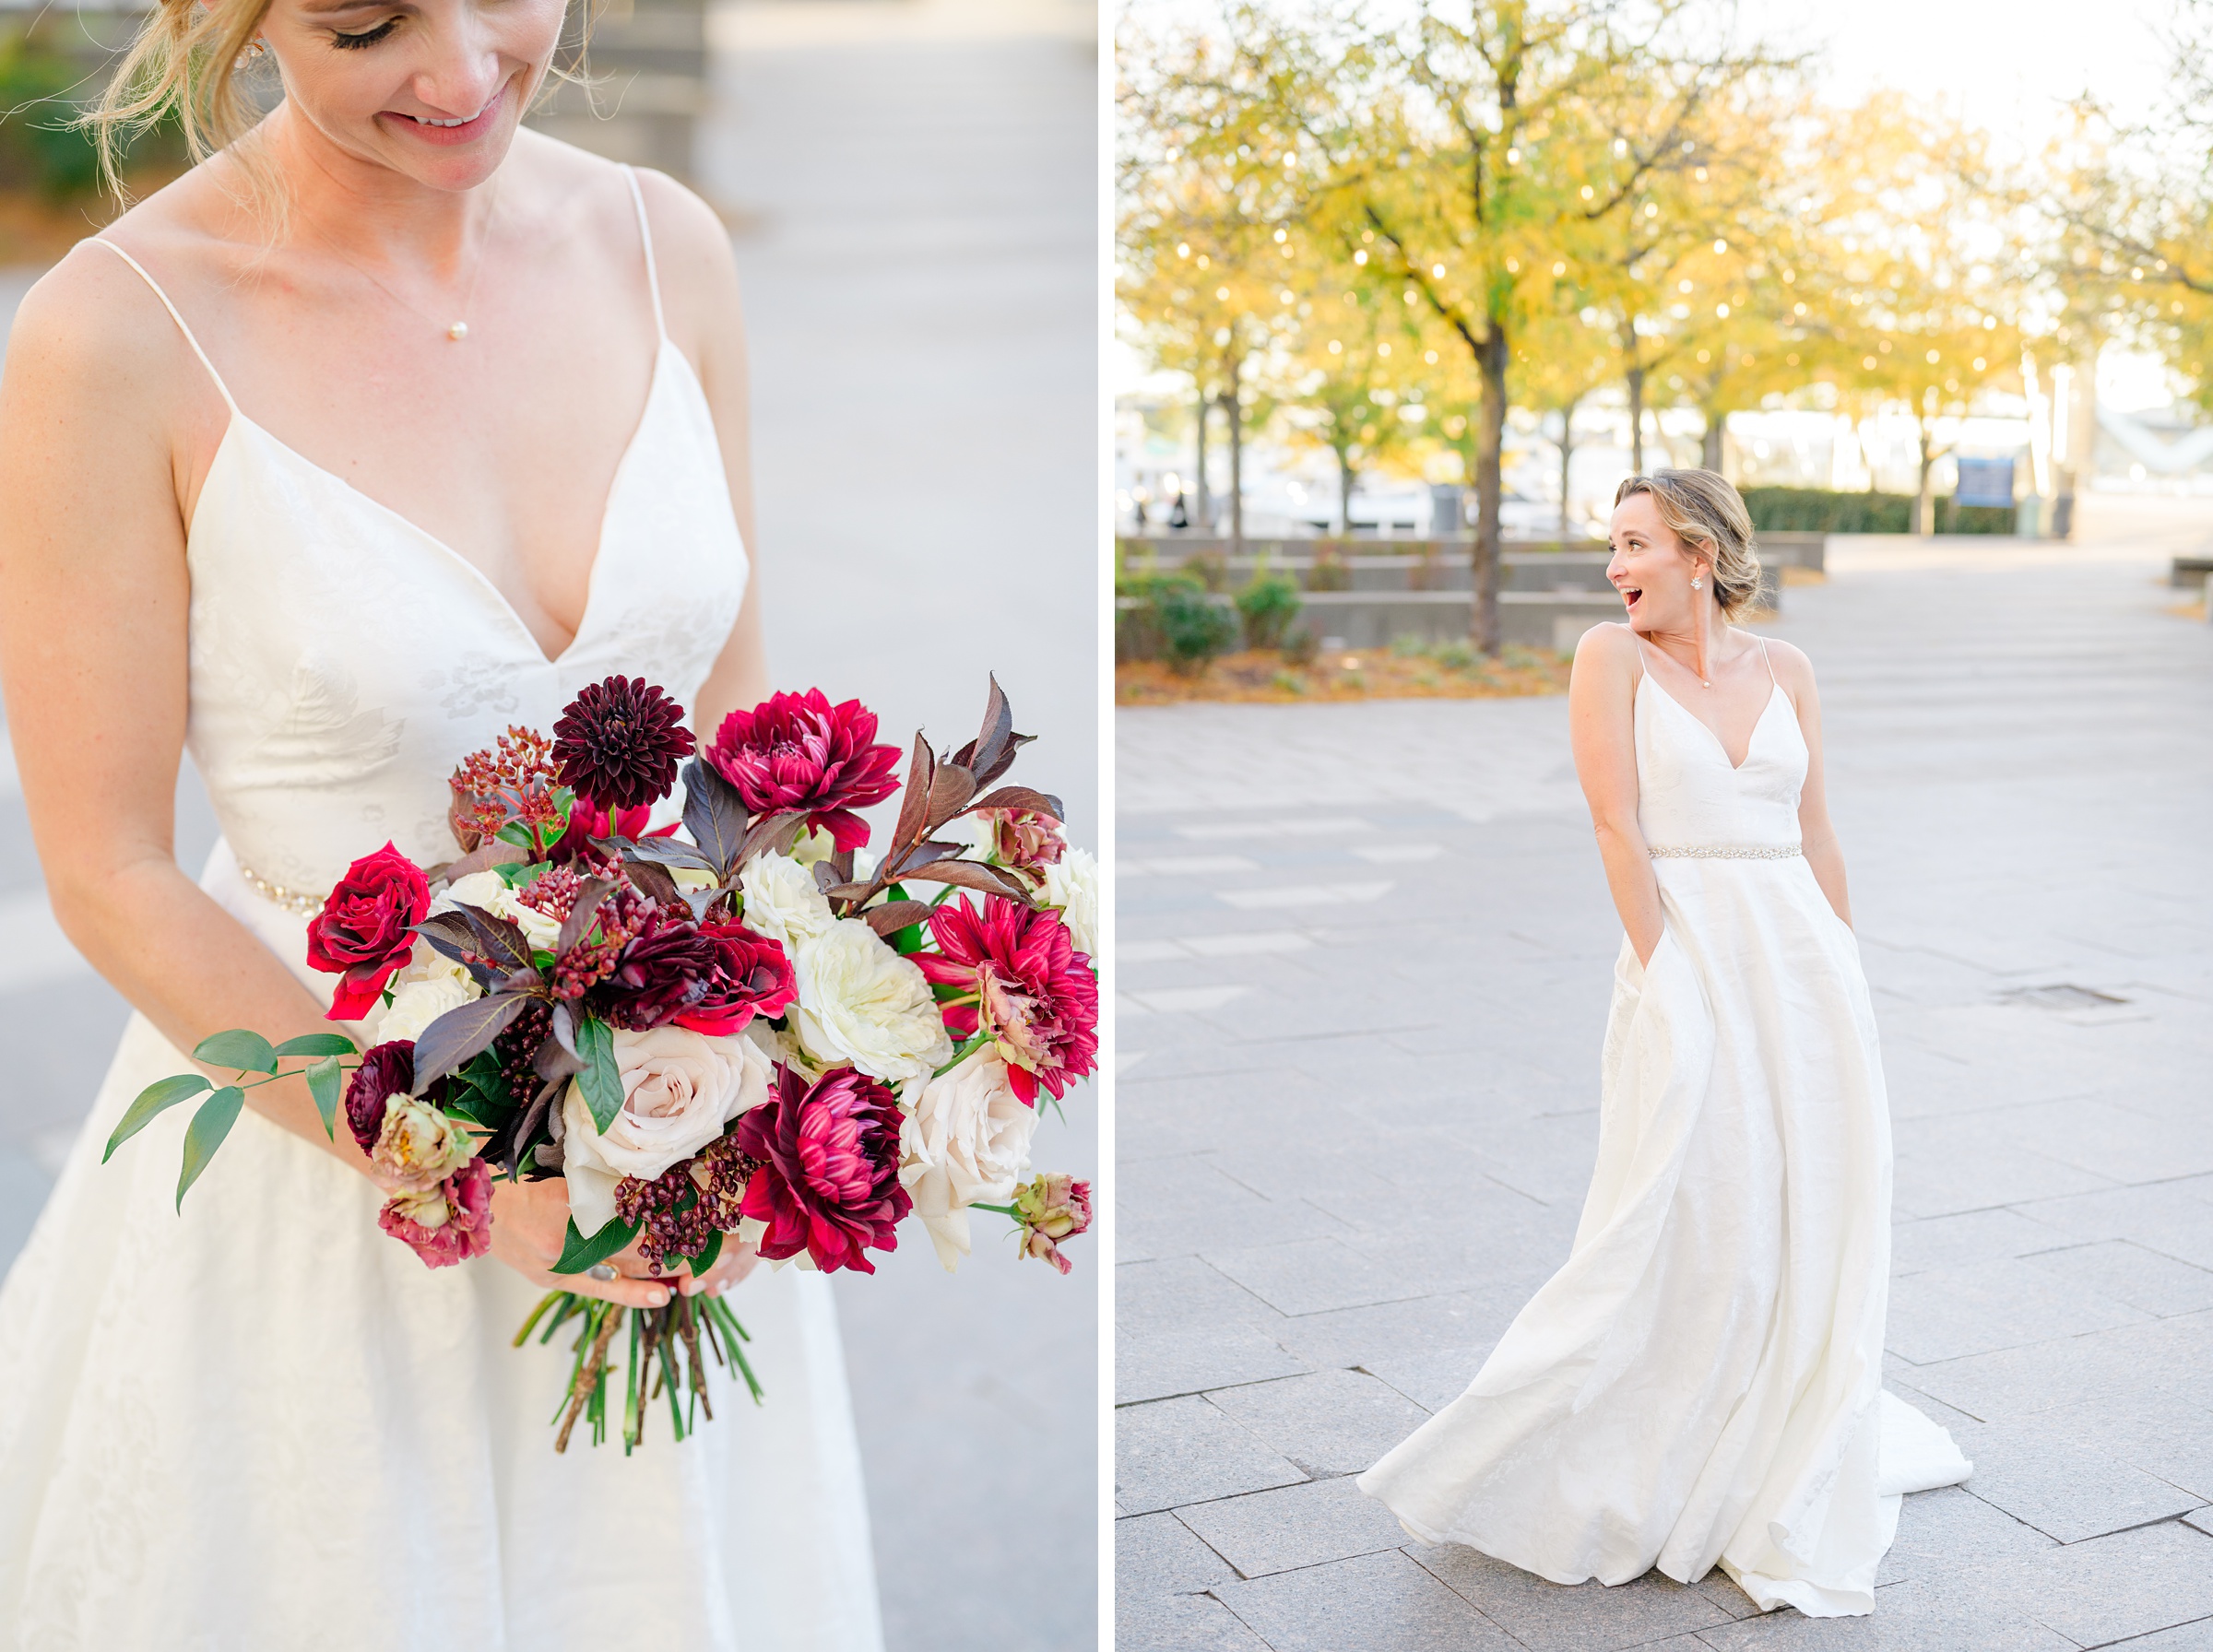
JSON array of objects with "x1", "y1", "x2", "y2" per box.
[{"x1": 1614, "y1": 468, "x2": 1764, "y2": 621}]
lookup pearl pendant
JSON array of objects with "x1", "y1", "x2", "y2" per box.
[{"x1": 447, "y1": 321, "x2": 468, "y2": 341}]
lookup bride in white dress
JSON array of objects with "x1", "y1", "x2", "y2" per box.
[
  {"x1": 0, "y1": 0, "x2": 879, "y2": 1645},
  {"x1": 1358, "y1": 470, "x2": 1970, "y2": 1618}
]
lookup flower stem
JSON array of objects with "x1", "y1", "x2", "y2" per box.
[{"x1": 554, "y1": 1304, "x2": 624, "y2": 1453}]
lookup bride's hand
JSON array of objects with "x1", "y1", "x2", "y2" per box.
[
  {"x1": 486, "y1": 1176, "x2": 762, "y2": 1307},
  {"x1": 487, "y1": 1175, "x2": 674, "y2": 1311}
]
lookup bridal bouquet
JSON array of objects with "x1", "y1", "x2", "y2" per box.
[{"x1": 105, "y1": 676, "x2": 1097, "y2": 1451}]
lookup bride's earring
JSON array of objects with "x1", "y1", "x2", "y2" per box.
[
  {"x1": 1691, "y1": 577, "x2": 1703, "y2": 590},
  {"x1": 238, "y1": 36, "x2": 266, "y2": 64}
]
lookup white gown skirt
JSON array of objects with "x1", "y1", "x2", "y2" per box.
[
  {"x1": 1358, "y1": 856, "x2": 1970, "y2": 1617},
  {"x1": 0, "y1": 844, "x2": 883, "y2": 1650}
]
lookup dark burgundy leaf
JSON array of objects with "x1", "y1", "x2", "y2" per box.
[
  {"x1": 925, "y1": 763, "x2": 976, "y2": 831},
  {"x1": 624, "y1": 835, "x2": 716, "y2": 872},
  {"x1": 821, "y1": 880, "x2": 873, "y2": 903},
  {"x1": 971, "y1": 785, "x2": 1062, "y2": 819},
  {"x1": 889, "y1": 732, "x2": 935, "y2": 850},
  {"x1": 534, "y1": 1002, "x2": 584, "y2": 1086},
  {"x1": 734, "y1": 811, "x2": 806, "y2": 868},
  {"x1": 453, "y1": 903, "x2": 535, "y2": 972},
  {"x1": 680, "y1": 757, "x2": 751, "y2": 876},
  {"x1": 442, "y1": 840, "x2": 527, "y2": 882},
  {"x1": 410, "y1": 993, "x2": 532, "y2": 1092},
  {"x1": 555, "y1": 877, "x2": 619, "y2": 955},
  {"x1": 623, "y1": 858, "x2": 682, "y2": 907},
  {"x1": 903, "y1": 838, "x2": 965, "y2": 868},
  {"x1": 860, "y1": 900, "x2": 933, "y2": 937},
  {"x1": 899, "y1": 857, "x2": 1034, "y2": 902}
]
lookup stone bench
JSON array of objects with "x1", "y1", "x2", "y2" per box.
[{"x1": 2171, "y1": 556, "x2": 2213, "y2": 590}]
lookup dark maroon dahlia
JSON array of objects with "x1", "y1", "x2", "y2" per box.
[
  {"x1": 551, "y1": 676, "x2": 696, "y2": 813},
  {"x1": 591, "y1": 910, "x2": 794, "y2": 1035},
  {"x1": 344, "y1": 1040, "x2": 417, "y2": 1154},
  {"x1": 705, "y1": 689, "x2": 902, "y2": 852},
  {"x1": 914, "y1": 895, "x2": 1099, "y2": 1106},
  {"x1": 736, "y1": 1065, "x2": 910, "y2": 1274}
]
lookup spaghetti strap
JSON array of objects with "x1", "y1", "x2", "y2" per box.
[
  {"x1": 1757, "y1": 634, "x2": 1778, "y2": 688},
  {"x1": 89, "y1": 239, "x2": 241, "y2": 415},
  {"x1": 621, "y1": 166, "x2": 668, "y2": 342}
]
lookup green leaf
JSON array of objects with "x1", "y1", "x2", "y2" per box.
[
  {"x1": 495, "y1": 859, "x2": 551, "y2": 889},
  {"x1": 495, "y1": 820, "x2": 537, "y2": 848},
  {"x1": 575, "y1": 1016, "x2": 621, "y2": 1134},
  {"x1": 551, "y1": 1213, "x2": 639, "y2": 1275},
  {"x1": 192, "y1": 1029, "x2": 278, "y2": 1074},
  {"x1": 271, "y1": 1032, "x2": 358, "y2": 1058},
  {"x1": 175, "y1": 1085, "x2": 244, "y2": 1209},
  {"x1": 303, "y1": 1056, "x2": 343, "y2": 1139},
  {"x1": 691, "y1": 1227, "x2": 725, "y2": 1275},
  {"x1": 103, "y1": 1072, "x2": 211, "y2": 1162}
]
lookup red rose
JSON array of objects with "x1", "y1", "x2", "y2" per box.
[
  {"x1": 305, "y1": 844, "x2": 431, "y2": 1021},
  {"x1": 673, "y1": 922, "x2": 798, "y2": 1036},
  {"x1": 705, "y1": 689, "x2": 902, "y2": 852},
  {"x1": 736, "y1": 1065, "x2": 910, "y2": 1274},
  {"x1": 915, "y1": 896, "x2": 1099, "y2": 1105}
]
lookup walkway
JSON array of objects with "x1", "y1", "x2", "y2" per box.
[{"x1": 1115, "y1": 502, "x2": 2213, "y2": 1649}]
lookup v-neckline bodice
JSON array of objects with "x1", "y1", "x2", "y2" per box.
[
  {"x1": 1639, "y1": 674, "x2": 1782, "y2": 773},
  {"x1": 195, "y1": 335, "x2": 681, "y2": 669}
]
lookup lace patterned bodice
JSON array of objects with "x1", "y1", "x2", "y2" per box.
[{"x1": 98, "y1": 171, "x2": 748, "y2": 901}]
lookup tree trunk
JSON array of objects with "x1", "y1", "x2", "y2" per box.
[
  {"x1": 1627, "y1": 363, "x2": 1647, "y2": 475},
  {"x1": 1556, "y1": 397, "x2": 1578, "y2": 540},
  {"x1": 1472, "y1": 325, "x2": 1508, "y2": 655},
  {"x1": 1700, "y1": 408, "x2": 1724, "y2": 473},
  {"x1": 1222, "y1": 360, "x2": 1245, "y2": 557},
  {"x1": 1914, "y1": 420, "x2": 1935, "y2": 535},
  {"x1": 1334, "y1": 442, "x2": 1355, "y2": 535},
  {"x1": 1192, "y1": 385, "x2": 1211, "y2": 536}
]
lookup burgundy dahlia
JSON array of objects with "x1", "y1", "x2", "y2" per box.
[
  {"x1": 377, "y1": 1155, "x2": 493, "y2": 1269},
  {"x1": 551, "y1": 675, "x2": 696, "y2": 813},
  {"x1": 705, "y1": 689, "x2": 902, "y2": 852},
  {"x1": 306, "y1": 844, "x2": 431, "y2": 1021},
  {"x1": 915, "y1": 896, "x2": 1099, "y2": 1105},
  {"x1": 344, "y1": 1039, "x2": 417, "y2": 1154},
  {"x1": 736, "y1": 1065, "x2": 910, "y2": 1274},
  {"x1": 593, "y1": 911, "x2": 796, "y2": 1035}
]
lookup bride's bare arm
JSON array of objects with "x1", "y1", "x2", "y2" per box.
[
  {"x1": 1771, "y1": 641, "x2": 1851, "y2": 927},
  {"x1": 0, "y1": 251, "x2": 680, "y2": 1311},
  {"x1": 640, "y1": 170, "x2": 770, "y2": 736},
  {"x1": 1570, "y1": 624, "x2": 1666, "y2": 966}
]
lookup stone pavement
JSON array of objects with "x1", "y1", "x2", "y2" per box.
[
  {"x1": 0, "y1": 5, "x2": 1096, "y2": 1647},
  {"x1": 1114, "y1": 501, "x2": 2213, "y2": 1649}
]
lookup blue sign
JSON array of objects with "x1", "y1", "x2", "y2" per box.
[{"x1": 1955, "y1": 457, "x2": 2015, "y2": 508}]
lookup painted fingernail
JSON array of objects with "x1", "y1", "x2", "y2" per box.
[{"x1": 652, "y1": 1289, "x2": 670, "y2": 1306}]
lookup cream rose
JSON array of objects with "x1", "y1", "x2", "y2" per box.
[
  {"x1": 736, "y1": 853, "x2": 837, "y2": 953},
  {"x1": 898, "y1": 1052, "x2": 1038, "y2": 1271},
  {"x1": 790, "y1": 918, "x2": 953, "y2": 1085},
  {"x1": 561, "y1": 1027, "x2": 774, "y2": 1237},
  {"x1": 376, "y1": 954, "x2": 480, "y2": 1044},
  {"x1": 440, "y1": 868, "x2": 562, "y2": 952},
  {"x1": 1039, "y1": 846, "x2": 1097, "y2": 958}
]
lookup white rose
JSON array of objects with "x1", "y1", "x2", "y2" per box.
[
  {"x1": 737, "y1": 853, "x2": 837, "y2": 953},
  {"x1": 790, "y1": 918, "x2": 953, "y2": 1085},
  {"x1": 1039, "y1": 846, "x2": 1097, "y2": 958},
  {"x1": 440, "y1": 868, "x2": 562, "y2": 952},
  {"x1": 561, "y1": 1027, "x2": 774, "y2": 1237},
  {"x1": 898, "y1": 1052, "x2": 1038, "y2": 1271},
  {"x1": 376, "y1": 960, "x2": 480, "y2": 1044}
]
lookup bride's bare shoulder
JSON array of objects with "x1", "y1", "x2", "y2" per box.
[{"x1": 1573, "y1": 620, "x2": 1642, "y2": 671}]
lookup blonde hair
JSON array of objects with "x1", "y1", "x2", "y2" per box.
[
  {"x1": 1615, "y1": 468, "x2": 1764, "y2": 621},
  {"x1": 81, "y1": 0, "x2": 276, "y2": 201}
]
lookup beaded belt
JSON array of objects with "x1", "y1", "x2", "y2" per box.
[
  {"x1": 234, "y1": 859, "x2": 327, "y2": 917},
  {"x1": 1648, "y1": 844, "x2": 1801, "y2": 860}
]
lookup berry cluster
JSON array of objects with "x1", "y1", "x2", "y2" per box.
[
  {"x1": 611, "y1": 1133, "x2": 763, "y2": 1274},
  {"x1": 450, "y1": 727, "x2": 566, "y2": 851}
]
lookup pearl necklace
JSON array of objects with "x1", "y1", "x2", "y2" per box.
[{"x1": 311, "y1": 179, "x2": 501, "y2": 343}]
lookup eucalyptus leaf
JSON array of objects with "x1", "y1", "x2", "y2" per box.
[
  {"x1": 550, "y1": 1214, "x2": 641, "y2": 1275},
  {"x1": 575, "y1": 1015, "x2": 621, "y2": 1133},
  {"x1": 273, "y1": 1032, "x2": 358, "y2": 1058},
  {"x1": 103, "y1": 1072, "x2": 211, "y2": 1162},
  {"x1": 192, "y1": 1029, "x2": 278, "y2": 1075},
  {"x1": 303, "y1": 1056, "x2": 343, "y2": 1140},
  {"x1": 175, "y1": 1085, "x2": 245, "y2": 1210}
]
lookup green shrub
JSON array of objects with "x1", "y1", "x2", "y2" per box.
[
  {"x1": 0, "y1": 31, "x2": 102, "y2": 199},
  {"x1": 1741, "y1": 487, "x2": 2016, "y2": 536},
  {"x1": 1237, "y1": 573, "x2": 1302, "y2": 651},
  {"x1": 1118, "y1": 573, "x2": 1235, "y2": 674},
  {"x1": 1304, "y1": 544, "x2": 1351, "y2": 591}
]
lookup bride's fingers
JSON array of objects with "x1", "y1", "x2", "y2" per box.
[{"x1": 548, "y1": 1267, "x2": 674, "y2": 1311}]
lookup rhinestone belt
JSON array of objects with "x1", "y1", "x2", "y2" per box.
[
  {"x1": 1649, "y1": 844, "x2": 1802, "y2": 860},
  {"x1": 234, "y1": 859, "x2": 327, "y2": 917}
]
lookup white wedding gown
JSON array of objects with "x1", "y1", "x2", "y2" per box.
[
  {"x1": 1358, "y1": 635, "x2": 1970, "y2": 1618},
  {"x1": 0, "y1": 173, "x2": 882, "y2": 1650}
]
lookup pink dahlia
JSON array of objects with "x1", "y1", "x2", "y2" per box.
[
  {"x1": 736, "y1": 1065, "x2": 910, "y2": 1274},
  {"x1": 377, "y1": 1155, "x2": 493, "y2": 1268},
  {"x1": 705, "y1": 690, "x2": 902, "y2": 851},
  {"x1": 980, "y1": 808, "x2": 1066, "y2": 878},
  {"x1": 305, "y1": 844, "x2": 430, "y2": 1021},
  {"x1": 916, "y1": 896, "x2": 1099, "y2": 1105}
]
